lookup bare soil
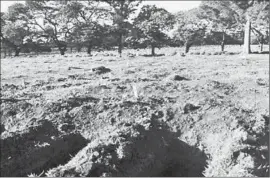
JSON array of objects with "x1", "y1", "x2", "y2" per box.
[{"x1": 0, "y1": 46, "x2": 269, "y2": 177}]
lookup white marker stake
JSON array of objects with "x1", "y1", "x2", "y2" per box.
[{"x1": 132, "y1": 84, "x2": 138, "y2": 99}]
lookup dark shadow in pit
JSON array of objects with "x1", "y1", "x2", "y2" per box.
[
  {"x1": 0, "y1": 120, "x2": 88, "y2": 177},
  {"x1": 137, "y1": 119, "x2": 208, "y2": 177},
  {"x1": 110, "y1": 119, "x2": 208, "y2": 177}
]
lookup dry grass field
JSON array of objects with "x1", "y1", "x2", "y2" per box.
[{"x1": 0, "y1": 45, "x2": 269, "y2": 177}]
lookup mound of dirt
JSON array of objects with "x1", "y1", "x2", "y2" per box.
[
  {"x1": 46, "y1": 117, "x2": 207, "y2": 177},
  {"x1": 0, "y1": 120, "x2": 87, "y2": 177},
  {"x1": 183, "y1": 103, "x2": 201, "y2": 114}
]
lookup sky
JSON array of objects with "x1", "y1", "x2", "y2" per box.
[{"x1": 1, "y1": 1, "x2": 201, "y2": 13}]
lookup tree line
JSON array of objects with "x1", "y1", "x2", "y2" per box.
[{"x1": 1, "y1": 0, "x2": 269, "y2": 57}]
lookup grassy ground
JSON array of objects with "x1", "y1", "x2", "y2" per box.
[{"x1": 0, "y1": 45, "x2": 269, "y2": 177}]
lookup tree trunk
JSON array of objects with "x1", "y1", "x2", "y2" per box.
[
  {"x1": 55, "y1": 39, "x2": 67, "y2": 56},
  {"x1": 243, "y1": 19, "x2": 251, "y2": 54},
  {"x1": 151, "y1": 44, "x2": 155, "y2": 56},
  {"x1": 87, "y1": 44, "x2": 92, "y2": 55},
  {"x1": 4, "y1": 49, "x2": 6, "y2": 58},
  {"x1": 260, "y1": 43, "x2": 263, "y2": 53},
  {"x1": 259, "y1": 35, "x2": 264, "y2": 53},
  {"x1": 77, "y1": 46, "x2": 82, "y2": 52},
  {"x1": 221, "y1": 42, "x2": 225, "y2": 52},
  {"x1": 221, "y1": 32, "x2": 225, "y2": 52},
  {"x1": 185, "y1": 40, "x2": 192, "y2": 53},
  {"x1": 267, "y1": 30, "x2": 269, "y2": 47},
  {"x1": 70, "y1": 47, "x2": 73, "y2": 53},
  {"x1": 14, "y1": 48, "x2": 20, "y2": 57},
  {"x1": 58, "y1": 45, "x2": 66, "y2": 56},
  {"x1": 59, "y1": 47, "x2": 65, "y2": 55},
  {"x1": 118, "y1": 33, "x2": 122, "y2": 57},
  {"x1": 60, "y1": 49, "x2": 65, "y2": 55}
]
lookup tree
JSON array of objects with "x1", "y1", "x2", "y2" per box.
[
  {"x1": 1, "y1": 12, "x2": 6, "y2": 28},
  {"x1": 26, "y1": 1, "x2": 77, "y2": 55},
  {"x1": 230, "y1": 0, "x2": 269, "y2": 53},
  {"x1": 134, "y1": 5, "x2": 175, "y2": 56},
  {"x1": 173, "y1": 8, "x2": 207, "y2": 53},
  {"x1": 101, "y1": 25, "x2": 120, "y2": 50},
  {"x1": 198, "y1": 1, "x2": 245, "y2": 52},
  {"x1": 71, "y1": 23, "x2": 107, "y2": 55},
  {"x1": 0, "y1": 3, "x2": 32, "y2": 56},
  {"x1": 1, "y1": 12, "x2": 7, "y2": 56},
  {"x1": 247, "y1": 1, "x2": 269, "y2": 52},
  {"x1": 102, "y1": 0, "x2": 142, "y2": 57},
  {"x1": 63, "y1": 1, "x2": 108, "y2": 55}
]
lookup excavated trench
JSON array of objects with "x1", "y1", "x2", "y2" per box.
[
  {"x1": 46, "y1": 117, "x2": 208, "y2": 177},
  {"x1": 0, "y1": 117, "x2": 208, "y2": 177}
]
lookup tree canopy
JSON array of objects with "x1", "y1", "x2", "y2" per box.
[
  {"x1": 101, "y1": 0, "x2": 142, "y2": 56},
  {"x1": 1, "y1": 3, "x2": 33, "y2": 56},
  {"x1": 134, "y1": 5, "x2": 175, "y2": 55}
]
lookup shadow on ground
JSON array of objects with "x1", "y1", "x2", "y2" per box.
[
  {"x1": 251, "y1": 51, "x2": 269, "y2": 54},
  {"x1": 141, "y1": 54, "x2": 165, "y2": 57},
  {"x1": 0, "y1": 120, "x2": 88, "y2": 177},
  {"x1": 146, "y1": 119, "x2": 208, "y2": 177}
]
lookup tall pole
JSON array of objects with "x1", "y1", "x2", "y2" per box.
[{"x1": 243, "y1": 18, "x2": 251, "y2": 54}]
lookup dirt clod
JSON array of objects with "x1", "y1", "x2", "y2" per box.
[
  {"x1": 57, "y1": 78, "x2": 67, "y2": 82},
  {"x1": 183, "y1": 103, "x2": 200, "y2": 114},
  {"x1": 92, "y1": 66, "x2": 111, "y2": 75},
  {"x1": 256, "y1": 78, "x2": 267, "y2": 86},
  {"x1": 173, "y1": 75, "x2": 190, "y2": 81},
  {"x1": 59, "y1": 123, "x2": 76, "y2": 132}
]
